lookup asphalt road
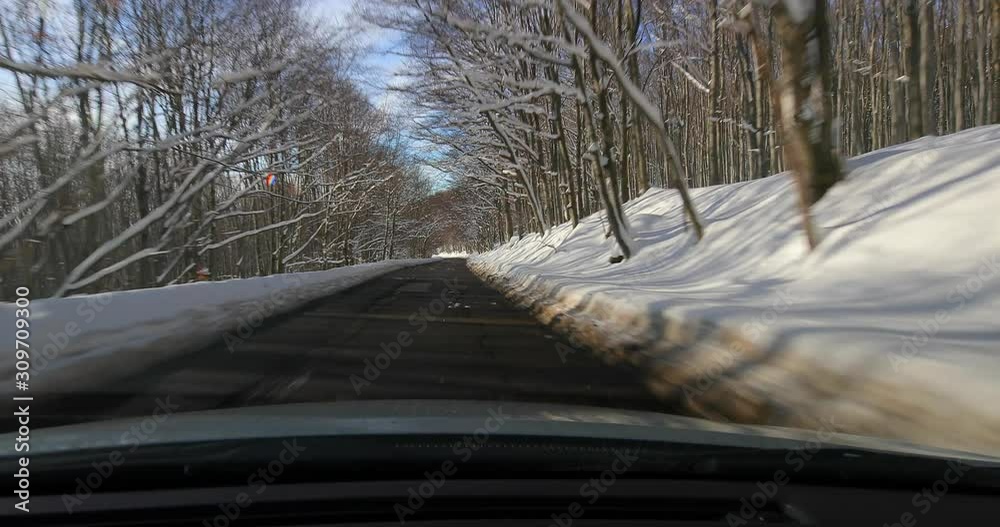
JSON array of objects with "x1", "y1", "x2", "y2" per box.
[{"x1": 31, "y1": 259, "x2": 663, "y2": 428}]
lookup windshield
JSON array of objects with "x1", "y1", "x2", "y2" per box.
[{"x1": 2, "y1": 0, "x2": 999, "y2": 479}]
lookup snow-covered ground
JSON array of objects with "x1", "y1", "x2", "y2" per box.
[
  {"x1": 433, "y1": 250, "x2": 473, "y2": 258},
  {"x1": 1, "y1": 259, "x2": 432, "y2": 396},
  {"x1": 471, "y1": 126, "x2": 1000, "y2": 456}
]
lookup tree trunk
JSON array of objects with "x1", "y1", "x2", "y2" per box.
[
  {"x1": 919, "y1": 1, "x2": 936, "y2": 136},
  {"x1": 992, "y1": 0, "x2": 1000, "y2": 123},
  {"x1": 976, "y1": 0, "x2": 988, "y2": 125},
  {"x1": 708, "y1": 0, "x2": 721, "y2": 185},
  {"x1": 886, "y1": 0, "x2": 907, "y2": 143},
  {"x1": 772, "y1": 0, "x2": 844, "y2": 249},
  {"x1": 903, "y1": 0, "x2": 923, "y2": 139},
  {"x1": 955, "y1": 0, "x2": 966, "y2": 131}
]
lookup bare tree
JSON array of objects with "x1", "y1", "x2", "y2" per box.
[
  {"x1": 0, "y1": 0, "x2": 435, "y2": 298},
  {"x1": 767, "y1": 0, "x2": 843, "y2": 248}
]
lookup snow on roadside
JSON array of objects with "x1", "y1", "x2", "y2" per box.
[
  {"x1": 1, "y1": 259, "x2": 433, "y2": 395},
  {"x1": 471, "y1": 126, "x2": 1000, "y2": 456}
]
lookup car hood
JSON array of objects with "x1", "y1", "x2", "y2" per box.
[{"x1": 6, "y1": 399, "x2": 999, "y2": 464}]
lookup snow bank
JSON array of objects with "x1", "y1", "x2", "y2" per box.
[
  {"x1": 1, "y1": 259, "x2": 432, "y2": 395},
  {"x1": 471, "y1": 126, "x2": 1000, "y2": 456},
  {"x1": 433, "y1": 250, "x2": 473, "y2": 258}
]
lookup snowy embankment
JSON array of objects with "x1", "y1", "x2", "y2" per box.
[
  {"x1": 471, "y1": 126, "x2": 1000, "y2": 456},
  {"x1": 1, "y1": 259, "x2": 432, "y2": 396}
]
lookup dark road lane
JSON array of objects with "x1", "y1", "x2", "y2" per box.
[{"x1": 32, "y1": 259, "x2": 664, "y2": 428}]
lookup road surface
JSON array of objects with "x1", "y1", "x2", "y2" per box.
[{"x1": 31, "y1": 259, "x2": 663, "y2": 428}]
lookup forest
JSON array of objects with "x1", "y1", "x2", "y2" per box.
[
  {"x1": 1, "y1": 0, "x2": 999, "y2": 298},
  {"x1": 376, "y1": 0, "x2": 1000, "y2": 255},
  {"x1": 0, "y1": 0, "x2": 461, "y2": 298}
]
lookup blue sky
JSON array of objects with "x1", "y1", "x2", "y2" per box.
[
  {"x1": 302, "y1": 0, "x2": 409, "y2": 111},
  {"x1": 302, "y1": 1, "x2": 450, "y2": 190}
]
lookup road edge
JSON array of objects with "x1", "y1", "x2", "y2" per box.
[{"x1": 467, "y1": 259, "x2": 1000, "y2": 458}]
